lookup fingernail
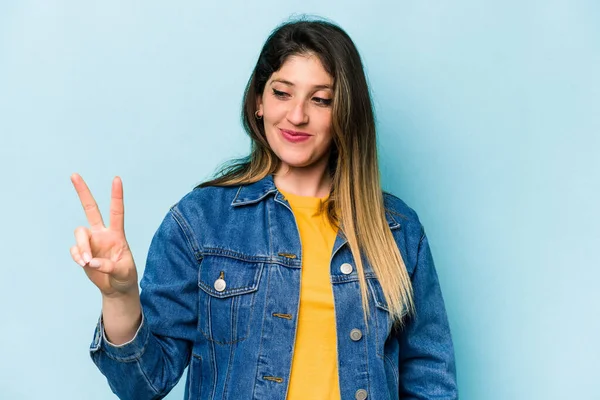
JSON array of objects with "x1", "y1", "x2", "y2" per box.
[
  {"x1": 83, "y1": 253, "x2": 92, "y2": 263},
  {"x1": 89, "y1": 259, "x2": 101, "y2": 268},
  {"x1": 78, "y1": 259, "x2": 86, "y2": 267}
]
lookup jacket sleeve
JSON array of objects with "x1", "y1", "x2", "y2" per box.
[
  {"x1": 89, "y1": 206, "x2": 200, "y2": 399},
  {"x1": 397, "y1": 229, "x2": 459, "y2": 399}
]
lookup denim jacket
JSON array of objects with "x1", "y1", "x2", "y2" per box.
[{"x1": 89, "y1": 174, "x2": 458, "y2": 399}]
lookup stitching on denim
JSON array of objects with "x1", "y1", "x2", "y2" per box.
[
  {"x1": 187, "y1": 354, "x2": 202, "y2": 400},
  {"x1": 370, "y1": 279, "x2": 381, "y2": 356},
  {"x1": 231, "y1": 185, "x2": 243, "y2": 206},
  {"x1": 197, "y1": 262, "x2": 264, "y2": 298},
  {"x1": 331, "y1": 272, "x2": 377, "y2": 284},
  {"x1": 241, "y1": 274, "x2": 258, "y2": 340},
  {"x1": 204, "y1": 295, "x2": 214, "y2": 343},
  {"x1": 209, "y1": 330, "x2": 217, "y2": 399},
  {"x1": 202, "y1": 247, "x2": 301, "y2": 268},
  {"x1": 266, "y1": 193, "x2": 273, "y2": 258},
  {"x1": 230, "y1": 293, "x2": 237, "y2": 343},
  {"x1": 170, "y1": 206, "x2": 203, "y2": 260},
  {"x1": 102, "y1": 320, "x2": 149, "y2": 363},
  {"x1": 187, "y1": 354, "x2": 193, "y2": 400},
  {"x1": 331, "y1": 236, "x2": 348, "y2": 260},
  {"x1": 135, "y1": 358, "x2": 161, "y2": 397},
  {"x1": 198, "y1": 281, "x2": 260, "y2": 297},
  {"x1": 231, "y1": 188, "x2": 278, "y2": 206},
  {"x1": 252, "y1": 265, "x2": 272, "y2": 398},
  {"x1": 367, "y1": 278, "x2": 390, "y2": 312},
  {"x1": 198, "y1": 260, "x2": 263, "y2": 344},
  {"x1": 360, "y1": 304, "x2": 372, "y2": 399},
  {"x1": 284, "y1": 261, "x2": 302, "y2": 397},
  {"x1": 222, "y1": 328, "x2": 235, "y2": 398},
  {"x1": 198, "y1": 294, "x2": 256, "y2": 345},
  {"x1": 383, "y1": 352, "x2": 400, "y2": 389}
]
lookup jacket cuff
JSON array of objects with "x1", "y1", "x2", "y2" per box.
[{"x1": 89, "y1": 311, "x2": 149, "y2": 362}]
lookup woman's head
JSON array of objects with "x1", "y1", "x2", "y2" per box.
[
  {"x1": 256, "y1": 53, "x2": 334, "y2": 174},
  {"x1": 242, "y1": 18, "x2": 376, "y2": 177}
]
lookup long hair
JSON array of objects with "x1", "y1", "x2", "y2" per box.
[{"x1": 199, "y1": 17, "x2": 414, "y2": 324}]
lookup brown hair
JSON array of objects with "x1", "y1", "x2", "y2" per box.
[{"x1": 200, "y1": 17, "x2": 414, "y2": 324}]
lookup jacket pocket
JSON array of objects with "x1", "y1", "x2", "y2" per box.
[{"x1": 197, "y1": 255, "x2": 264, "y2": 344}]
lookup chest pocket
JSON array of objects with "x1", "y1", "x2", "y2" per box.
[{"x1": 198, "y1": 255, "x2": 264, "y2": 344}]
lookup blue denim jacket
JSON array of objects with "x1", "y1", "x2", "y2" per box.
[{"x1": 89, "y1": 174, "x2": 458, "y2": 399}]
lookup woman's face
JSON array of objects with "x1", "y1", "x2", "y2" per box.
[{"x1": 257, "y1": 54, "x2": 334, "y2": 173}]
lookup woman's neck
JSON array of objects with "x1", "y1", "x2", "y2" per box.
[{"x1": 273, "y1": 161, "x2": 331, "y2": 198}]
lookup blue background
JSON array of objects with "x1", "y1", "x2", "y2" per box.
[{"x1": 1, "y1": 1, "x2": 598, "y2": 399}]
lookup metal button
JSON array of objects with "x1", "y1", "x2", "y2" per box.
[
  {"x1": 355, "y1": 389, "x2": 368, "y2": 400},
  {"x1": 214, "y1": 278, "x2": 226, "y2": 292},
  {"x1": 350, "y1": 328, "x2": 363, "y2": 341},
  {"x1": 340, "y1": 263, "x2": 353, "y2": 274}
]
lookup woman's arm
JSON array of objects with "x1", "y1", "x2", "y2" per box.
[
  {"x1": 397, "y1": 229, "x2": 459, "y2": 399},
  {"x1": 90, "y1": 207, "x2": 200, "y2": 400}
]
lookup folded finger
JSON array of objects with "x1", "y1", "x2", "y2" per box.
[
  {"x1": 70, "y1": 245, "x2": 86, "y2": 267},
  {"x1": 85, "y1": 257, "x2": 116, "y2": 275},
  {"x1": 74, "y1": 226, "x2": 93, "y2": 264}
]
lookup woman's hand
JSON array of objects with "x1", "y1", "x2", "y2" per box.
[{"x1": 70, "y1": 173, "x2": 138, "y2": 298}]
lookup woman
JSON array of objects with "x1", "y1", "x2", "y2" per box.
[{"x1": 70, "y1": 18, "x2": 458, "y2": 399}]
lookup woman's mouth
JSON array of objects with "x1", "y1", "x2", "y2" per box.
[{"x1": 279, "y1": 128, "x2": 311, "y2": 143}]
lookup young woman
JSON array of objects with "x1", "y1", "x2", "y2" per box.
[{"x1": 70, "y1": 18, "x2": 458, "y2": 400}]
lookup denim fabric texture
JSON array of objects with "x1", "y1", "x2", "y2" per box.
[{"x1": 89, "y1": 174, "x2": 458, "y2": 399}]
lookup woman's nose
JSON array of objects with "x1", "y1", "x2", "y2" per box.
[{"x1": 286, "y1": 100, "x2": 309, "y2": 125}]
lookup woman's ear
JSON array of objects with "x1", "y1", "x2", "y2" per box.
[{"x1": 255, "y1": 94, "x2": 263, "y2": 117}]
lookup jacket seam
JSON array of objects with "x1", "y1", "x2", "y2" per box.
[
  {"x1": 170, "y1": 205, "x2": 203, "y2": 260},
  {"x1": 202, "y1": 248, "x2": 302, "y2": 269},
  {"x1": 252, "y1": 265, "x2": 272, "y2": 398},
  {"x1": 382, "y1": 352, "x2": 400, "y2": 389},
  {"x1": 135, "y1": 356, "x2": 161, "y2": 397}
]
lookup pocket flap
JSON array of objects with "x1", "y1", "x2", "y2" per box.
[{"x1": 198, "y1": 255, "x2": 263, "y2": 299}]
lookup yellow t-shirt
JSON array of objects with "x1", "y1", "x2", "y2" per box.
[{"x1": 278, "y1": 188, "x2": 341, "y2": 400}]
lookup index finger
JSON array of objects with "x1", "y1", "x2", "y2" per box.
[
  {"x1": 71, "y1": 173, "x2": 105, "y2": 229},
  {"x1": 109, "y1": 176, "x2": 125, "y2": 232}
]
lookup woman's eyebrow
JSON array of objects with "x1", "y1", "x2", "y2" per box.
[{"x1": 271, "y1": 79, "x2": 332, "y2": 90}]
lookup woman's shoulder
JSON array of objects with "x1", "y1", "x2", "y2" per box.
[
  {"x1": 382, "y1": 191, "x2": 425, "y2": 236},
  {"x1": 168, "y1": 184, "x2": 241, "y2": 217}
]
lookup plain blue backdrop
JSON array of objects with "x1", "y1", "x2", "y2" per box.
[{"x1": 1, "y1": 1, "x2": 598, "y2": 399}]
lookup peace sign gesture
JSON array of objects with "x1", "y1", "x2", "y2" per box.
[{"x1": 70, "y1": 173, "x2": 138, "y2": 298}]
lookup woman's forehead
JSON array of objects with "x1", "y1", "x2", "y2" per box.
[{"x1": 270, "y1": 54, "x2": 333, "y2": 88}]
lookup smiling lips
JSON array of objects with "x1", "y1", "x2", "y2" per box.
[{"x1": 280, "y1": 128, "x2": 312, "y2": 143}]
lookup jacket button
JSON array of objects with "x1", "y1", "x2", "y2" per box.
[
  {"x1": 340, "y1": 263, "x2": 353, "y2": 274},
  {"x1": 350, "y1": 328, "x2": 363, "y2": 341},
  {"x1": 355, "y1": 389, "x2": 368, "y2": 400},
  {"x1": 214, "y1": 278, "x2": 226, "y2": 292}
]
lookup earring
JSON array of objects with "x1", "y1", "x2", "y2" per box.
[{"x1": 255, "y1": 110, "x2": 262, "y2": 120}]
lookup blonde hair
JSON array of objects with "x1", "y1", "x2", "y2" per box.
[{"x1": 200, "y1": 18, "x2": 414, "y2": 325}]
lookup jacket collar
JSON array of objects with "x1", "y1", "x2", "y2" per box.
[
  {"x1": 231, "y1": 174, "x2": 279, "y2": 206},
  {"x1": 231, "y1": 174, "x2": 400, "y2": 230}
]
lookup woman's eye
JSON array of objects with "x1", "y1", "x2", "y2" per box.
[
  {"x1": 272, "y1": 89, "x2": 290, "y2": 98},
  {"x1": 313, "y1": 97, "x2": 332, "y2": 106}
]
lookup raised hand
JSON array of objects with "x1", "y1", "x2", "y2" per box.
[{"x1": 70, "y1": 173, "x2": 138, "y2": 298}]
